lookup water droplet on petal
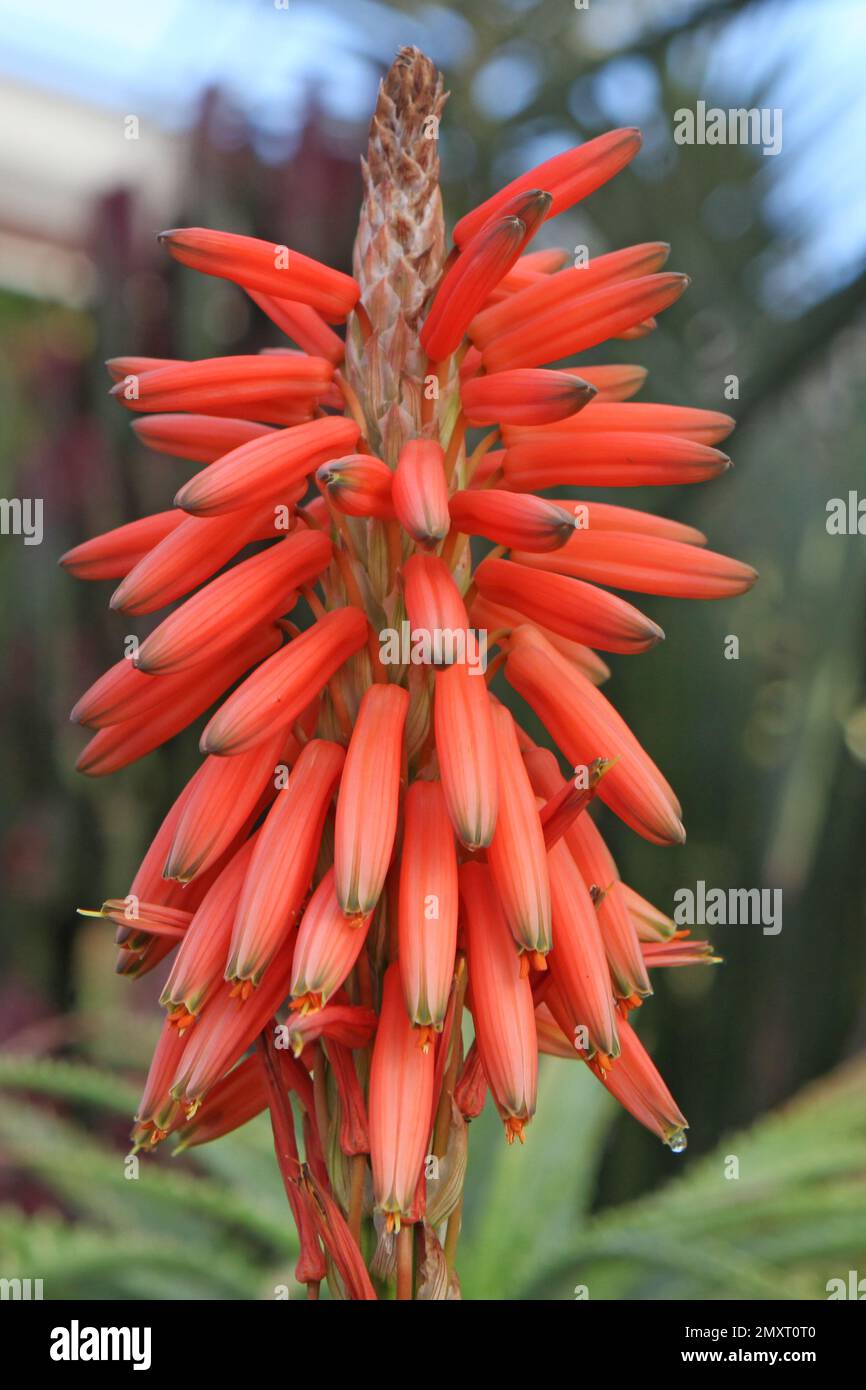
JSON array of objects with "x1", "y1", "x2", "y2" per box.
[{"x1": 667, "y1": 1128, "x2": 688, "y2": 1154}]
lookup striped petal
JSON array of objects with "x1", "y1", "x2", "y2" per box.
[
  {"x1": 165, "y1": 730, "x2": 290, "y2": 883},
  {"x1": 505, "y1": 625, "x2": 684, "y2": 846},
  {"x1": 421, "y1": 210, "x2": 538, "y2": 362},
  {"x1": 450, "y1": 490, "x2": 578, "y2": 552},
  {"x1": 161, "y1": 837, "x2": 257, "y2": 1024},
  {"x1": 131, "y1": 414, "x2": 274, "y2": 463},
  {"x1": 470, "y1": 241, "x2": 669, "y2": 348},
  {"x1": 159, "y1": 227, "x2": 360, "y2": 322},
  {"x1": 453, "y1": 128, "x2": 641, "y2": 246},
  {"x1": 175, "y1": 417, "x2": 360, "y2": 517},
  {"x1": 110, "y1": 503, "x2": 291, "y2": 616},
  {"x1": 393, "y1": 440, "x2": 450, "y2": 546},
  {"x1": 475, "y1": 557, "x2": 663, "y2": 653},
  {"x1": 487, "y1": 701, "x2": 552, "y2": 956},
  {"x1": 481, "y1": 272, "x2": 689, "y2": 372},
  {"x1": 434, "y1": 658, "x2": 498, "y2": 850},
  {"x1": 316, "y1": 453, "x2": 396, "y2": 520},
  {"x1": 461, "y1": 368, "x2": 596, "y2": 426},
  {"x1": 334, "y1": 684, "x2": 408, "y2": 916},
  {"x1": 59, "y1": 511, "x2": 184, "y2": 581},
  {"x1": 200, "y1": 607, "x2": 367, "y2": 756},
  {"x1": 229, "y1": 739, "x2": 345, "y2": 985},
  {"x1": 590, "y1": 1019, "x2": 687, "y2": 1150},
  {"x1": 134, "y1": 531, "x2": 331, "y2": 674},
  {"x1": 398, "y1": 780, "x2": 458, "y2": 1031},
  {"x1": 510, "y1": 532, "x2": 757, "y2": 599},
  {"x1": 369, "y1": 963, "x2": 436, "y2": 1226},
  {"x1": 503, "y1": 431, "x2": 729, "y2": 490},
  {"x1": 290, "y1": 867, "x2": 372, "y2": 1010},
  {"x1": 545, "y1": 837, "x2": 620, "y2": 1059},
  {"x1": 461, "y1": 861, "x2": 538, "y2": 1143},
  {"x1": 76, "y1": 625, "x2": 282, "y2": 776}
]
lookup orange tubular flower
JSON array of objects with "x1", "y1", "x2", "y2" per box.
[
  {"x1": 401, "y1": 551, "x2": 471, "y2": 642},
  {"x1": 460, "y1": 368, "x2": 596, "y2": 426},
  {"x1": 109, "y1": 354, "x2": 334, "y2": 414},
  {"x1": 135, "y1": 531, "x2": 330, "y2": 674},
  {"x1": 450, "y1": 489, "x2": 578, "y2": 552},
  {"x1": 175, "y1": 1049, "x2": 315, "y2": 1152},
  {"x1": 469, "y1": 595, "x2": 610, "y2": 685},
  {"x1": 66, "y1": 49, "x2": 752, "y2": 1294},
  {"x1": 461, "y1": 863, "x2": 538, "y2": 1143},
  {"x1": 159, "y1": 227, "x2": 360, "y2": 321},
  {"x1": 545, "y1": 838, "x2": 620, "y2": 1060},
  {"x1": 525, "y1": 747, "x2": 650, "y2": 1003},
  {"x1": 621, "y1": 882, "x2": 678, "y2": 943},
  {"x1": 502, "y1": 400, "x2": 735, "y2": 446},
  {"x1": 228, "y1": 739, "x2": 345, "y2": 986},
  {"x1": 170, "y1": 937, "x2": 296, "y2": 1107},
  {"x1": 369, "y1": 964, "x2": 436, "y2": 1229},
  {"x1": 392, "y1": 440, "x2": 450, "y2": 545},
  {"x1": 200, "y1": 607, "x2": 367, "y2": 756},
  {"x1": 130, "y1": 413, "x2": 274, "y2": 462},
  {"x1": 316, "y1": 453, "x2": 396, "y2": 520},
  {"x1": 643, "y1": 936, "x2": 720, "y2": 969},
  {"x1": 510, "y1": 532, "x2": 757, "y2": 600},
  {"x1": 165, "y1": 731, "x2": 289, "y2": 883},
  {"x1": 453, "y1": 127, "x2": 641, "y2": 246},
  {"x1": 520, "y1": 500, "x2": 706, "y2": 546},
  {"x1": 290, "y1": 868, "x2": 373, "y2": 1011},
  {"x1": 76, "y1": 624, "x2": 282, "y2": 775},
  {"x1": 487, "y1": 702, "x2": 552, "y2": 957},
  {"x1": 59, "y1": 511, "x2": 184, "y2": 580},
  {"x1": 591, "y1": 1019, "x2": 688, "y2": 1151},
  {"x1": 110, "y1": 503, "x2": 286, "y2": 616},
  {"x1": 334, "y1": 684, "x2": 408, "y2": 916},
  {"x1": 160, "y1": 837, "x2": 257, "y2": 1025},
  {"x1": 71, "y1": 648, "x2": 259, "y2": 730},
  {"x1": 469, "y1": 241, "x2": 670, "y2": 348},
  {"x1": 135, "y1": 1022, "x2": 188, "y2": 1142},
  {"x1": 175, "y1": 416, "x2": 360, "y2": 517},
  {"x1": 507, "y1": 626, "x2": 683, "y2": 846},
  {"x1": 503, "y1": 429, "x2": 729, "y2": 490},
  {"x1": 481, "y1": 271, "x2": 690, "y2": 373},
  {"x1": 420, "y1": 201, "x2": 547, "y2": 362},
  {"x1": 434, "y1": 658, "x2": 499, "y2": 849},
  {"x1": 398, "y1": 780, "x2": 458, "y2": 1032},
  {"x1": 475, "y1": 556, "x2": 664, "y2": 653},
  {"x1": 574, "y1": 364, "x2": 648, "y2": 401},
  {"x1": 245, "y1": 290, "x2": 346, "y2": 364}
]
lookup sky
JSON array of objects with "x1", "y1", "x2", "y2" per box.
[{"x1": 0, "y1": 0, "x2": 864, "y2": 306}]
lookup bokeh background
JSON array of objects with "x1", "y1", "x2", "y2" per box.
[{"x1": 2, "y1": 0, "x2": 866, "y2": 1300}]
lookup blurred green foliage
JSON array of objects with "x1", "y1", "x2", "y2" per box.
[{"x1": 2, "y1": 1047, "x2": 865, "y2": 1299}]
